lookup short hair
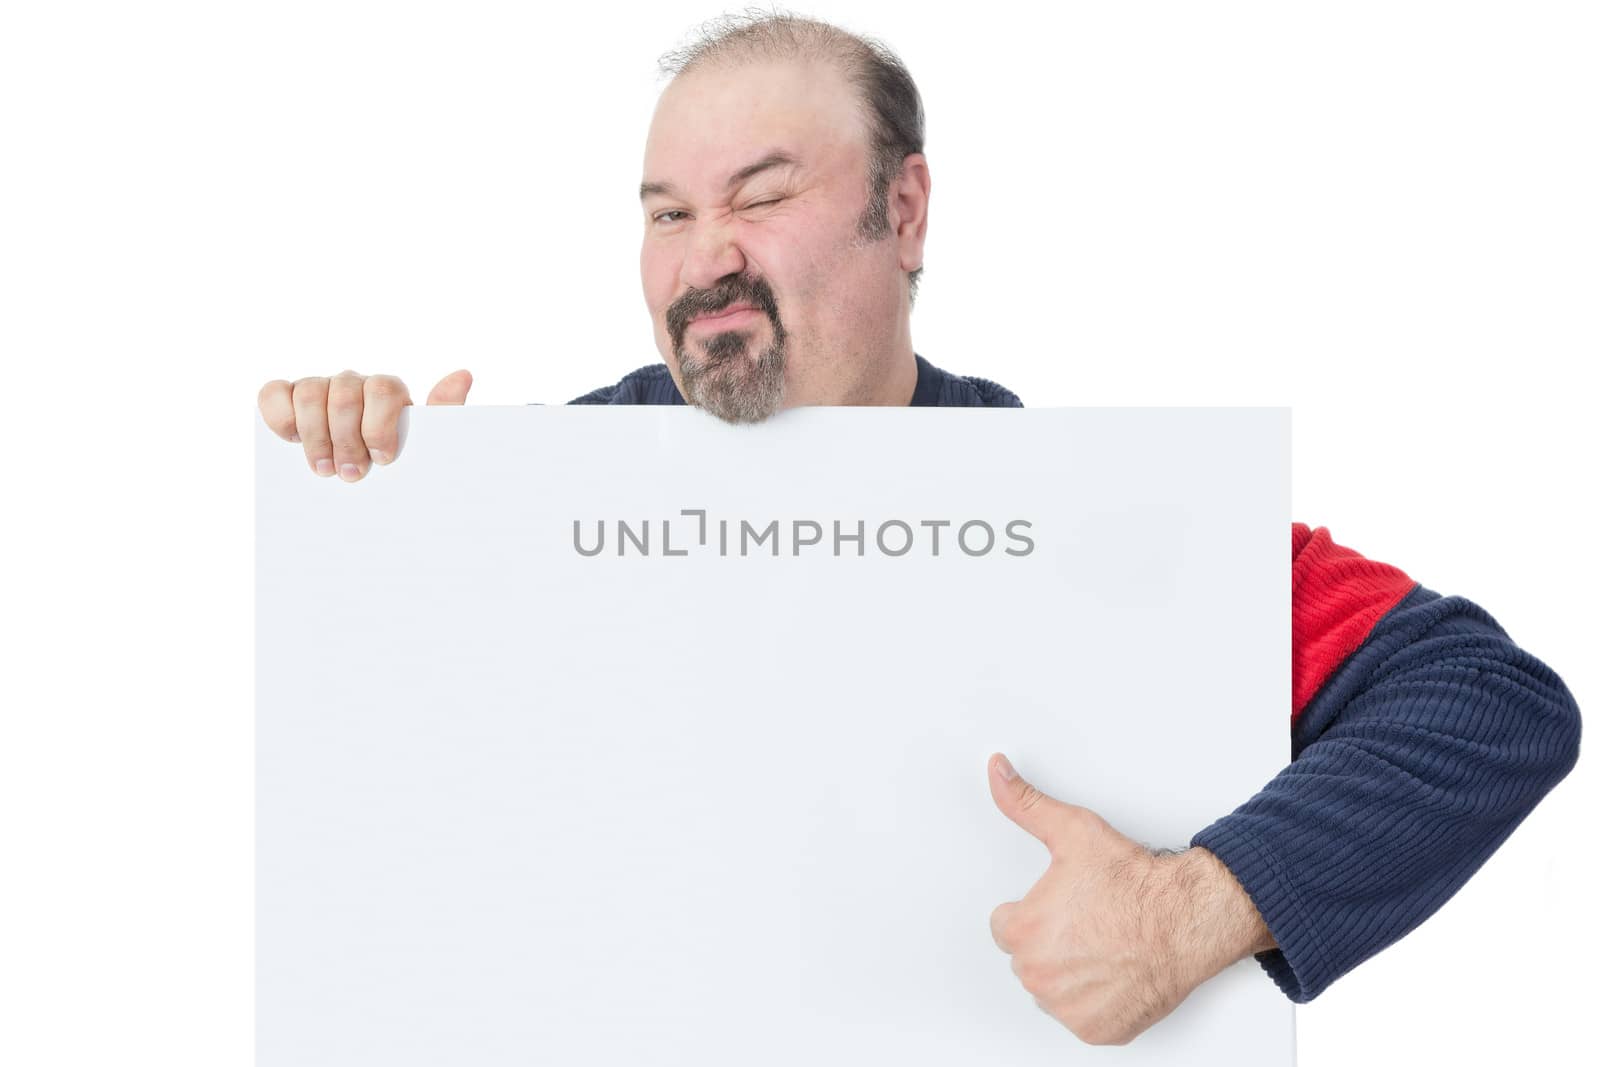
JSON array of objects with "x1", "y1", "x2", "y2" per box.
[{"x1": 657, "y1": 8, "x2": 927, "y2": 306}]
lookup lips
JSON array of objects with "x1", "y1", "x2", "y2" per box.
[{"x1": 691, "y1": 304, "x2": 760, "y2": 327}]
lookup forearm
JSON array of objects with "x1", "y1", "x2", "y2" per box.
[{"x1": 1189, "y1": 588, "x2": 1581, "y2": 1003}]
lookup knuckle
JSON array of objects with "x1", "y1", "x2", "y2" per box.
[
  {"x1": 364, "y1": 374, "x2": 407, "y2": 403},
  {"x1": 1012, "y1": 956, "x2": 1041, "y2": 989},
  {"x1": 1009, "y1": 911, "x2": 1036, "y2": 942},
  {"x1": 292, "y1": 379, "x2": 329, "y2": 412},
  {"x1": 326, "y1": 384, "x2": 364, "y2": 418}
]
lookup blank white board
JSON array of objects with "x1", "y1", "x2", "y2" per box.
[{"x1": 256, "y1": 405, "x2": 1293, "y2": 1064}]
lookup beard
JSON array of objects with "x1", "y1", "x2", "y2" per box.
[
  {"x1": 666, "y1": 274, "x2": 789, "y2": 425},
  {"x1": 677, "y1": 327, "x2": 787, "y2": 424}
]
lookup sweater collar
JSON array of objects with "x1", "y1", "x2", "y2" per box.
[{"x1": 909, "y1": 352, "x2": 942, "y2": 407}]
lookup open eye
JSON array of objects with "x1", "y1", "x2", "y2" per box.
[{"x1": 652, "y1": 210, "x2": 689, "y2": 225}]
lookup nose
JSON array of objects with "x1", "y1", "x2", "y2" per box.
[{"x1": 679, "y1": 215, "x2": 748, "y2": 292}]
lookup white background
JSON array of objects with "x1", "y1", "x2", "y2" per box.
[{"x1": 1, "y1": 1, "x2": 1594, "y2": 1064}]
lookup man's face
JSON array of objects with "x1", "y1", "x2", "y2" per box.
[{"x1": 639, "y1": 58, "x2": 909, "y2": 423}]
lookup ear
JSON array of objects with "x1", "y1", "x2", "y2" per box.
[{"x1": 890, "y1": 153, "x2": 930, "y2": 274}]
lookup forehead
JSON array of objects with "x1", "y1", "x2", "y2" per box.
[{"x1": 642, "y1": 58, "x2": 868, "y2": 194}]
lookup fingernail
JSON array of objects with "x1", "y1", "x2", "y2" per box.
[
  {"x1": 370, "y1": 449, "x2": 390, "y2": 465},
  {"x1": 995, "y1": 755, "x2": 1017, "y2": 781},
  {"x1": 315, "y1": 458, "x2": 334, "y2": 476},
  {"x1": 339, "y1": 463, "x2": 361, "y2": 482}
]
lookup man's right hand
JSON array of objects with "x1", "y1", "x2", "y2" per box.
[{"x1": 257, "y1": 369, "x2": 473, "y2": 481}]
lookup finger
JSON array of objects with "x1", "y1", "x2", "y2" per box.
[
  {"x1": 361, "y1": 375, "x2": 412, "y2": 465},
  {"x1": 426, "y1": 369, "x2": 473, "y2": 405},
  {"x1": 988, "y1": 752, "x2": 1080, "y2": 853},
  {"x1": 326, "y1": 370, "x2": 371, "y2": 482},
  {"x1": 291, "y1": 377, "x2": 334, "y2": 476},
  {"x1": 257, "y1": 380, "x2": 300, "y2": 442},
  {"x1": 990, "y1": 901, "x2": 1019, "y2": 953}
]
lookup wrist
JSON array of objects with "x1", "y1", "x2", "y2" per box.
[{"x1": 1157, "y1": 845, "x2": 1278, "y2": 985}]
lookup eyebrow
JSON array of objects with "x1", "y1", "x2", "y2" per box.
[{"x1": 639, "y1": 150, "x2": 800, "y2": 202}]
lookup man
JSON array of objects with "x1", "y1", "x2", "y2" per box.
[{"x1": 255, "y1": 12, "x2": 1582, "y2": 1048}]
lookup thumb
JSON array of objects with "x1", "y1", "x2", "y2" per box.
[
  {"x1": 988, "y1": 753, "x2": 1081, "y2": 850},
  {"x1": 426, "y1": 369, "x2": 473, "y2": 405}
]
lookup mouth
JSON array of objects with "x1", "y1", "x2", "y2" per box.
[{"x1": 689, "y1": 304, "x2": 762, "y2": 330}]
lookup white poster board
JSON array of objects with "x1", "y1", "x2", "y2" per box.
[{"x1": 256, "y1": 405, "x2": 1293, "y2": 1064}]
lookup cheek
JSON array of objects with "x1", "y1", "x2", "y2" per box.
[
  {"x1": 773, "y1": 228, "x2": 870, "y2": 329},
  {"x1": 746, "y1": 227, "x2": 833, "y2": 314}
]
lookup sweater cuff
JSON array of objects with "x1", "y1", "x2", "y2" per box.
[{"x1": 1189, "y1": 816, "x2": 1330, "y2": 1004}]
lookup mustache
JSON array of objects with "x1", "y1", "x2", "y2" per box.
[{"x1": 666, "y1": 275, "x2": 782, "y2": 345}]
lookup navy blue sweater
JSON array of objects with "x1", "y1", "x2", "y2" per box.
[
  {"x1": 564, "y1": 353, "x2": 1022, "y2": 408},
  {"x1": 557, "y1": 354, "x2": 1584, "y2": 1004}
]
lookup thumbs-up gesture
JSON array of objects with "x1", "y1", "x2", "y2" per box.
[{"x1": 987, "y1": 753, "x2": 1276, "y2": 1046}]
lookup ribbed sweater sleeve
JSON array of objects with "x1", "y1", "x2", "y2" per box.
[{"x1": 1188, "y1": 523, "x2": 1583, "y2": 1003}]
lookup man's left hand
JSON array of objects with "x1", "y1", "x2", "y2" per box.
[{"x1": 986, "y1": 752, "x2": 1275, "y2": 1046}]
